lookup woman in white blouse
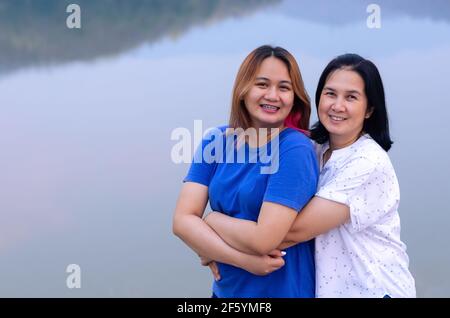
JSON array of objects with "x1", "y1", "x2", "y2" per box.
[{"x1": 277, "y1": 53, "x2": 416, "y2": 297}]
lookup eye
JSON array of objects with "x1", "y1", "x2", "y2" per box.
[
  {"x1": 279, "y1": 86, "x2": 291, "y2": 92},
  {"x1": 347, "y1": 95, "x2": 357, "y2": 100},
  {"x1": 324, "y1": 91, "x2": 335, "y2": 97},
  {"x1": 256, "y1": 82, "x2": 268, "y2": 88}
]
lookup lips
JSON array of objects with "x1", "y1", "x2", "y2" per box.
[
  {"x1": 260, "y1": 104, "x2": 280, "y2": 113},
  {"x1": 329, "y1": 114, "x2": 346, "y2": 121}
]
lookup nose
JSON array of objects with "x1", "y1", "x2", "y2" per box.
[
  {"x1": 264, "y1": 86, "x2": 280, "y2": 101},
  {"x1": 331, "y1": 96, "x2": 345, "y2": 112}
]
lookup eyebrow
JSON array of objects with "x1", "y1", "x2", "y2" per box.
[
  {"x1": 323, "y1": 86, "x2": 361, "y2": 95},
  {"x1": 256, "y1": 77, "x2": 292, "y2": 85}
]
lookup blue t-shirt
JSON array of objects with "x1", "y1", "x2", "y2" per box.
[{"x1": 184, "y1": 126, "x2": 319, "y2": 298}]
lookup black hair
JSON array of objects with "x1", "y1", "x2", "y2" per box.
[{"x1": 310, "y1": 53, "x2": 393, "y2": 151}]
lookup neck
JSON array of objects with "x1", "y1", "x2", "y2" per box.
[{"x1": 329, "y1": 133, "x2": 362, "y2": 151}]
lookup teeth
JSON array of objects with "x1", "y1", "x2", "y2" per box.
[
  {"x1": 330, "y1": 115, "x2": 345, "y2": 121},
  {"x1": 261, "y1": 104, "x2": 279, "y2": 110}
]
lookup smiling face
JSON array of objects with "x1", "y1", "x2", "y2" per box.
[
  {"x1": 318, "y1": 68, "x2": 372, "y2": 148},
  {"x1": 243, "y1": 57, "x2": 294, "y2": 130}
]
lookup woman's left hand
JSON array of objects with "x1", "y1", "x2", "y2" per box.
[
  {"x1": 208, "y1": 261, "x2": 221, "y2": 281},
  {"x1": 199, "y1": 255, "x2": 221, "y2": 281}
]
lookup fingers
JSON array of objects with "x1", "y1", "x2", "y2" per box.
[
  {"x1": 256, "y1": 254, "x2": 286, "y2": 275},
  {"x1": 265, "y1": 254, "x2": 285, "y2": 273},
  {"x1": 272, "y1": 257, "x2": 285, "y2": 269},
  {"x1": 268, "y1": 249, "x2": 282, "y2": 257},
  {"x1": 209, "y1": 262, "x2": 221, "y2": 281},
  {"x1": 268, "y1": 249, "x2": 287, "y2": 258}
]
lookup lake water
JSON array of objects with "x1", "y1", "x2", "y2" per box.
[{"x1": 1, "y1": 0, "x2": 449, "y2": 297}]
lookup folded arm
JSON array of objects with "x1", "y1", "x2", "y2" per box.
[
  {"x1": 279, "y1": 196, "x2": 351, "y2": 249},
  {"x1": 205, "y1": 201, "x2": 297, "y2": 256},
  {"x1": 173, "y1": 182, "x2": 247, "y2": 267},
  {"x1": 173, "y1": 182, "x2": 285, "y2": 275}
]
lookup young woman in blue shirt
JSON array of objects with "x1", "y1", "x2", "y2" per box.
[{"x1": 173, "y1": 45, "x2": 318, "y2": 297}]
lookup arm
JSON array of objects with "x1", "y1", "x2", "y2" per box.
[
  {"x1": 173, "y1": 182, "x2": 245, "y2": 266},
  {"x1": 205, "y1": 141, "x2": 319, "y2": 256},
  {"x1": 173, "y1": 182, "x2": 285, "y2": 274},
  {"x1": 279, "y1": 196, "x2": 350, "y2": 249},
  {"x1": 205, "y1": 201, "x2": 297, "y2": 256},
  {"x1": 281, "y1": 156, "x2": 381, "y2": 248}
]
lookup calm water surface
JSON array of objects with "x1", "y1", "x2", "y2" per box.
[{"x1": 0, "y1": 0, "x2": 449, "y2": 297}]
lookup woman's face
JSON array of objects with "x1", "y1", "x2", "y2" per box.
[
  {"x1": 244, "y1": 57, "x2": 294, "y2": 130},
  {"x1": 318, "y1": 69, "x2": 371, "y2": 147}
]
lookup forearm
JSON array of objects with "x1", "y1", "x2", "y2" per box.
[
  {"x1": 173, "y1": 214, "x2": 253, "y2": 267},
  {"x1": 282, "y1": 221, "x2": 312, "y2": 244},
  {"x1": 205, "y1": 212, "x2": 264, "y2": 255},
  {"x1": 281, "y1": 196, "x2": 351, "y2": 244}
]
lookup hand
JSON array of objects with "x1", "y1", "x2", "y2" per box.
[
  {"x1": 208, "y1": 261, "x2": 221, "y2": 281},
  {"x1": 240, "y1": 249, "x2": 286, "y2": 276},
  {"x1": 199, "y1": 255, "x2": 221, "y2": 281},
  {"x1": 199, "y1": 255, "x2": 213, "y2": 266}
]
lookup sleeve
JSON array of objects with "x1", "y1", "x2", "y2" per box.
[
  {"x1": 316, "y1": 157, "x2": 399, "y2": 232},
  {"x1": 183, "y1": 128, "x2": 223, "y2": 187},
  {"x1": 263, "y1": 144, "x2": 319, "y2": 212}
]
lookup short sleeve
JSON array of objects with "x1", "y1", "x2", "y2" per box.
[
  {"x1": 316, "y1": 157, "x2": 399, "y2": 232},
  {"x1": 183, "y1": 128, "x2": 224, "y2": 186},
  {"x1": 263, "y1": 144, "x2": 319, "y2": 212}
]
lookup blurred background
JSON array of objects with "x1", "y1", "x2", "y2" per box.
[{"x1": 0, "y1": 0, "x2": 449, "y2": 297}]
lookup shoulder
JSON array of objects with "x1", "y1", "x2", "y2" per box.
[
  {"x1": 201, "y1": 125, "x2": 229, "y2": 143},
  {"x1": 204, "y1": 125, "x2": 228, "y2": 136},
  {"x1": 277, "y1": 129, "x2": 318, "y2": 170},
  {"x1": 217, "y1": 125, "x2": 229, "y2": 132},
  {"x1": 339, "y1": 135, "x2": 396, "y2": 178},
  {"x1": 279, "y1": 128, "x2": 315, "y2": 151},
  {"x1": 351, "y1": 135, "x2": 392, "y2": 168}
]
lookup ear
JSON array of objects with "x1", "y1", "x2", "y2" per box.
[{"x1": 365, "y1": 106, "x2": 374, "y2": 119}]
